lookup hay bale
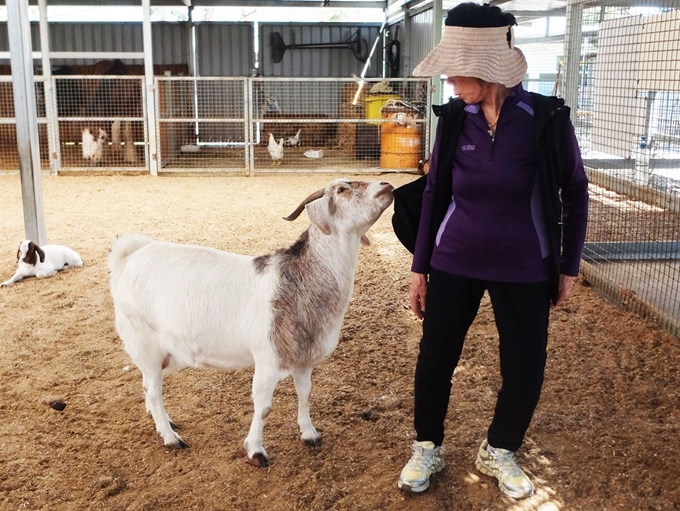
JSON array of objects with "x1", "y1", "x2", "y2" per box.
[{"x1": 338, "y1": 82, "x2": 367, "y2": 155}]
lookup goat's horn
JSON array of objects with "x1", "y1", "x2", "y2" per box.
[{"x1": 283, "y1": 188, "x2": 325, "y2": 221}]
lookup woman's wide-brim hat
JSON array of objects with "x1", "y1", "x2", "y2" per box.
[{"x1": 413, "y1": 25, "x2": 527, "y2": 87}]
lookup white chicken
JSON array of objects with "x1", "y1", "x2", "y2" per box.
[
  {"x1": 82, "y1": 128, "x2": 107, "y2": 164},
  {"x1": 267, "y1": 132, "x2": 284, "y2": 165},
  {"x1": 82, "y1": 128, "x2": 97, "y2": 161},
  {"x1": 284, "y1": 128, "x2": 301, "y2": 148}
]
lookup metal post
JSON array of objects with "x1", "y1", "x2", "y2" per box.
[
  {"x1": 401, "y1": 4, "x2": 411, "y2": 79},
  {"x1": 187, "y1": 6, "x2": 195, "y2": 79},
  {"x1": 142, "y1": 0, "x2": 159, "y2": 175},
  {"x1": 429, "y1": 0, "x2": 443, "y2": 152},
  {"x1": 7, "y1": 0, "x2": 46, "y2": 245},
  {"x1": 39, "y1": 0, "x2": 59, "y2": 175},
  {"x1": 381, "y1": 21, "x2": 387, "y2": 78},
  {"x1": 563, "y1": 2, "x2": 583, "y2": 113},
  {"x1": 246, "y1": 79, "x2": 254, "y2": 176}
]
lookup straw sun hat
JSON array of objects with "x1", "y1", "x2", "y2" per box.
[{"x1": 412, "y1": 25, "x2": 527, "y2": 87}]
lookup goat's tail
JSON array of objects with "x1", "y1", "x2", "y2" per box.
[{"x1": 108, "y1": 234, "x2": 155, "y2": 275}]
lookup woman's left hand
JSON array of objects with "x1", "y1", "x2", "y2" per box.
[{"x1": 556, "y1": 274, "x2": 576, "y2": 306}]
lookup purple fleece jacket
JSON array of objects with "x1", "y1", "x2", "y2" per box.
[{"x1": 412, "y1": 84, "x2": 589, "y2": 282}]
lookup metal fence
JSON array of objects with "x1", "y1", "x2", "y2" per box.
[
  {"x1": 0, "y1": 76, "x2": 50, "y2": 173},
  {"x1": 156, "y1": 77, "x2": 249, "y2": 173},
  {"x1": 572, "y1": 4, "x2": 680, "y2": 337},
  {"x1": 0, "y1": 76, "x2": 430, "y2": 175},
  {"x1": 54, "y1": 75, "x2": 147, "y2": 172},
  {"x1": 155, "y1": 77, "x2": 430, "y2": 174}
]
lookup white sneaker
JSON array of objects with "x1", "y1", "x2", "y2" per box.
[
  {"x1": 475, "y1": 440, "x2": 534, "y2": 499},
  {"x1": 397, "y1": 440, "x2": 445, "y2": 493}
]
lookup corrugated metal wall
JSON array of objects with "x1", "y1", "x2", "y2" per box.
[
  {"x1": 260, "y1": 23, "x2": 382, "y2": 78},
  {"x1": 0, "y1": 22, "x2": 188, "y2": 66},
  {"x1": 0, "y1": 21, "x2": 43, "y2": 55},
  {"x1": 408, "y1": 9, "x2": 434, "y2": 77},
  {"x1": 0, "y1": 23, "x2": 382, "y2": 77},
  {"x1": 0, "y1": 21, "x2": 382, "y2": 78},
  {"x1": 154, "y1": 23, "x2": 190, "y2": 67},
  {"x1": 49, "y1": 23, "x2": 144, "y2": 64},
  {"x1": 194, "y1": 23, "x2": 253, "y2": 77}
]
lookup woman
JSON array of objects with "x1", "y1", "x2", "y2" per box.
[{"x1": 395, "y1": 2, "x2": 589, "y2": 500}]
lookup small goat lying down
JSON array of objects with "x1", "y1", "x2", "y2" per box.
[
  {"x1": 108, "y1": 179, "x2": 394, "y2": 467},
  {"x1": 1, "y1": 240, "x2": 83, "y2": 287}
]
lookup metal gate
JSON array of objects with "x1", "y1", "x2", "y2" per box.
[
  {"x1": 53, "y1": 75, "x2": 147, "y2": 172},
  {"x1": 155, "y1": 77, "x2": 249, "y2": 173},
  {"x1": 154, "y1": 76, "x2": 431, "y2": 175}
]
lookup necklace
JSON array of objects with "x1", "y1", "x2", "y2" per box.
[{"x1": 486, "y1": 112, "x2": 501, "y2": 142}]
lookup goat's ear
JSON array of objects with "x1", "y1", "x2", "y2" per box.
[
  {"x1": 24, "y1": 242, "x2": 36, "y2": 265},
  {"x1": 305, "y1": 200, "x2": 331, "y2": 235},
  {"x1": 35, "y1": 244, "x2": 45, "y2": 263},
  {"x1": 360, "y1": 235, "x2": 371, "y2": 246}
]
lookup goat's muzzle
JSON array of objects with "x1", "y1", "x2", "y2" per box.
[{"x1": 375, "y1": 182, "x2": 395, "y2": 199}]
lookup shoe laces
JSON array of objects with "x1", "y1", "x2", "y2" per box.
[
  {"x1": 408, "y1": 444, "x2": 440, "y2": 470},
  {"x1": 489, "y1": 447, "x2": 524, "y2": 478}
]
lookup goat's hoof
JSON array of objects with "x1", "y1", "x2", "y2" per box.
[
  {"x1": 170, "y1": 421, "x2": 181, "y2": 431},
  {"x1": 304, "y1": 437, "x2": 323, "y2": 447},
  {"x1": 166, "y1": 437, "x2": 189, "y2": 449},
  {"x1": 247, "y1": 452, "x2": 270, "y2": 468}
]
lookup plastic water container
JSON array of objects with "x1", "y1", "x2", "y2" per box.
[{"x1": 304, "y1": 149, "x2": 324, "y2": 158}]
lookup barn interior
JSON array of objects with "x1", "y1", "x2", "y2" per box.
[
  {"x1": 0, "y1": 3, "x2": 679, "y2": 510},
  {"x1": 3, "y1": 0, "x2": 680, "y2": 339}
]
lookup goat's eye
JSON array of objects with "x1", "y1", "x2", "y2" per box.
[{"x1": 337, "y1": 187, "x2": 348, "y2": 194}]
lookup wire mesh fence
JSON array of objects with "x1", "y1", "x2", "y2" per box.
[
  {"x1": 574, "y1": 4, "x2": 680, "y2": 336},
  {"x1": 54, "y1": 75, "x2": 146, "y2": 171},
  {"x1": 0, "y1": 75, "x2": 430, "y2": 175},
  {"x1": 0, "y1": 77, "x2": 50, "y2": 172},
  {"x1": 156, "y1": 77, "x2": 430, "y2": 174},
  {"x1": 156, "y1": 77, "x2": 249, "y2": 172}
]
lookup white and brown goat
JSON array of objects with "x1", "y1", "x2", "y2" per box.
[
  {"x1": 107, "y1": 179, "x2": 394, "y2": 467},
  {"x1": 1, "y1": 240, "x2": 83, "y2": 287}
]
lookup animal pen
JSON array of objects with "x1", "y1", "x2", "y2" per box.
[
  {"x1": 1, "y1": 0, "x2": 679, "y2": 341},
  {"x1": 155, "y1": 77, "x2": 430, "y2": 173},
  {"x1": 3, "y1": 73, "x2": 429, "y2": 173},
  {"x1": 561, "y1": 3, "x2": 680, "y2": 338}
]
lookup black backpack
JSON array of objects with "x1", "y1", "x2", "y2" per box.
[{"x1": 391, "y1": 175, "x2": 427, "y2": 254}]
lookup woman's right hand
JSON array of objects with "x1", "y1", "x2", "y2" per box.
[{"x1": 409, "y1": 273, "x2": 427, "y2": 320}]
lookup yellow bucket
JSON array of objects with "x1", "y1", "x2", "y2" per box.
[{"x1": 365, "y1": 94, "x2": 401, "y2": 124}]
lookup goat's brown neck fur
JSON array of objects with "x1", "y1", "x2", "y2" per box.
[{"x1": 264, "y1": 228, "x2": 355, "y2": 369}]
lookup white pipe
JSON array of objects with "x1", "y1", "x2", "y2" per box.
[
  {"x1": 352, "y1": 21, "x2": 386, "y2": 105},
  {"x1": 38, "y1": 0, "x2": 59, "y2": 174},
  {"x1": 142, "y1": 0, "x2": 159, "y2": 176}
]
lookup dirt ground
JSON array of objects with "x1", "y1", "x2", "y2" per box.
[{"x1": 0, "y1": 173, "x2": 678, "y2": 511}]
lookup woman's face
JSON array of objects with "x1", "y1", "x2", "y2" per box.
[{"x1": 446, "y1": 76, "x2": 484, "y2": 104}]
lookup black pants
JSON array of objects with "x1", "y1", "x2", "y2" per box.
[{"x1": 414, "y1": 268, "x2": 551, "y2": 451}]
